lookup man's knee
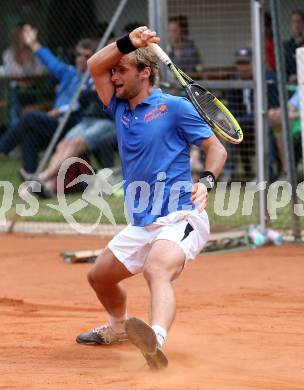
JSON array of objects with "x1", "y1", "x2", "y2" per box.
[
  {"x1": 143, "y1": 242, "x2": 185, "y2": 284},
  {"x1": 71, "y1": 136, "x2": 87, "y2": 153},
  {"x1": 143, "y1": 261, "x2": 168, "y2": 285},
  {"x1": 56, "y1": 140, "x2": 68, "y2": 152},
  {"x1": 87, "y1": 267, "x2": 108, "y2": 292},
  {"x1": 87, "y1": 248, "x2": 131, "y2": 291},
  {"x1": 87, "y1": 267, "x2": 98, "y2": 288}
]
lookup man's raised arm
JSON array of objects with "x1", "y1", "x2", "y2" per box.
[{"x1": 87, "y1": 26, "x2": 160, "y2": 107}]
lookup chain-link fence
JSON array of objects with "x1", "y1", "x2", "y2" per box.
[
  {"x1": 0, "y1": 0, "x2": 148, "y2": 233},
  {"x1": 267, "y1": 0, "x2": 304, "y2": 236},
  {"x1": 0, "y1": 0, "x2": 302, "y2": 237},
  {"x1": 166, "y1": 1, "x2": 258, "y2": 233}
]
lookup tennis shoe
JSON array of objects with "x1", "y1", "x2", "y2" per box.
[
  {"x1": 125, "y1": 317, "x2": 168, "y2": 370},
  {"x1": 76, "y1": 324, "x2": 128, "y2": 345}
]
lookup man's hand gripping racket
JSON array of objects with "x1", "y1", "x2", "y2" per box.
[{"x1": 149, "y1": 43, "x2": 243, "y2": 145}]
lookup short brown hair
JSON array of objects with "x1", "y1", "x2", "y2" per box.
[
  {"x1": 128, "y1": 47, "x2": 160, "y2": 86},
  {"x1": 76, "y1": 38, "x2": 97, "y2": 53},
  {"x1": 291, "y1": 9, "x2": 304, "y2": 21},
  {"x1": 169, "y1": 15, "x2": 189, "y2": 37}
]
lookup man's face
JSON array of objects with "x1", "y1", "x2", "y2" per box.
[
  {"x1": 111, "y1": 56, "x2": 147, "y2": 100},
  {"x1": 75, "y1": 48, "x2": 93, "y2": 73},
  {"x1": 236, "y1": 62, "x2": 252, "y2": 80},
  {"x1": 291, "y1": 13, "x2": 304, "y2": 37}
]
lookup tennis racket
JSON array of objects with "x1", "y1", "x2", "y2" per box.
[{"x1": 150, "y1": 43, "x2": 243, "y2": 144}]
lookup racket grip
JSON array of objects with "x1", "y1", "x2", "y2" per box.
[{"x1": 149, "y1": 43, "x2": 171, "y2": 65}]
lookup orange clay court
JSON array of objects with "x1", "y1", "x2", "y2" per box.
[{"x1": 1, "y1": 233, "x2": 304, "y2": 390}]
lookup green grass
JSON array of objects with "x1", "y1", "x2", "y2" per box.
[
  {"x1": 0, "y1": 155, "x2": 128, "y2": 225},
  {"x1": 0, "y1": 155, "x2": 302, "y2": 232}
]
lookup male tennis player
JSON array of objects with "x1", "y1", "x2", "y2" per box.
[{"x1": 76, "y1": 26, "x2": 227, "y2": 369}]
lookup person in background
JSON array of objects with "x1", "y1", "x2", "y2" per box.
[
  {"x1": 2, "y1": 22, "x2": 46, "y2": 126},
  {"x1": 0, "y1": 24, "x2": 95, "y2": 176},
  {"x1": 264, "y1": 13, "x2": 276, "y2": 72},
  {"x1": 284, "y1": 9, "x2": 304, "y2": 84},
  {"x1": 167, "y1": 15, "x2": 201, "y2": 74},
  {"x1": 31, "y1": 84, "x2": 117, "y2": 198},
  {"x1": 221, "y1": 47, "x2": 280, "y2": 182},
  {"x1": 268, "y1": 89, "x2": 303, "y2": 176}
]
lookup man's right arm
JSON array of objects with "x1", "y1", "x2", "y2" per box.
[{"x1": 87, "y1": 42, "x2": 123, "y2": 107}]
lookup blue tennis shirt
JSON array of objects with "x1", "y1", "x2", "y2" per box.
[{"x1": 104, "y1": 88, "x2": 213, "y2": 226}]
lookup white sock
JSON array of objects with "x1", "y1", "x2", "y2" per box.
[
  {"x1": 108, "y1": 313, "x2": 127, "y2": 333},
  {"x1": 152, "y1": 325, "x2": 167, "y2": 348}
]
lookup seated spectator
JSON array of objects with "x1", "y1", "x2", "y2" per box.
[
  {"x1": 2, "y1": 22, "x2": 47, "y2": 126},
  {"x1": 264, "y1": 13, "x2": 276, "y2": 72},
  {"x1": 0, "y1": 24, "x2": 95, "y2": 175},
  {"x1": 221, "y1": 47, "x2": 280, "y2": 182},
  {"x1": 167, "y1": 15, "x2": 201, "y2": 74},
  {"x1": 268, "y1": 89, "x2": 303, "y2": 175},
  {"x1": 268, "y1": 90, "x2": 301, "y2": 123},
  {"x1": 284, "y1": 9, "x2": 304, "y2": 84},
  {"x1": 24, "y1": 86, "x2": 117, "y2": 198}
]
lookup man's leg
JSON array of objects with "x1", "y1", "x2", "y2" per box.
[
  {"x1": 143, "y1": 239, "x2": 185, "y2": 331},
  {"x1": 8, "y1": 86, "x2": 22, "y2": 127},
  {"x1": 0, "y1": 111, "x2": 40, "y2": 155},
  {"x1": 76, "y1": 247, "x2": 134, "y2": 345},
  {"x1": 19, "y1": 111, "x2": 77, "y2": 174},
  {"x1": 125, "y1": 239, "x2": 185, "y2": 369},
  {"x1": 88, "y1": 247, "x2": 133, "y2": 317},
  {"x1": 19, "y1": 112, "x2": 59, "y2": 173},
  {"x1": 40, "y1": 118, "x2": 115, "y2": 181}
]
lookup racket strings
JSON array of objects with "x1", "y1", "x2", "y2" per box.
[{"x1": 189, "y1": 86, "x2": 237, "y2": 137}]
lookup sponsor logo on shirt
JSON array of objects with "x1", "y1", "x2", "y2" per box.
[
  {"x1": 144, "y1": 104, "x2": 168, "y2": 122},
  {"x1": 121, "y1": 114, "x2": 131, "y2": 127}
]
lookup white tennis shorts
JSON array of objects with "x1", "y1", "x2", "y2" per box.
[{"x1": 108, "y1": 209, "x2": 210, "y2": 274}]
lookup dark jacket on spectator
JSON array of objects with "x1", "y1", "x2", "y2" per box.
[
  {"x1": 284, "y1": 37, "x2": 304, "y2": 79},
  {"x1": 78, "y1": 89, "x2": 110, "y2": 119}
]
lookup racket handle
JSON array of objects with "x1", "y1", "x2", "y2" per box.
[{"x1": 149, "y1": 43, "x2": 171, "y2": 65}]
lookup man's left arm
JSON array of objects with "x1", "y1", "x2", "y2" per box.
[
  {"x1": 22, "y1": 24, "x2": 69, "y2": 81},
  {"x1": 191, "y1": 135, "x2": 227, "y2": 212}
]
